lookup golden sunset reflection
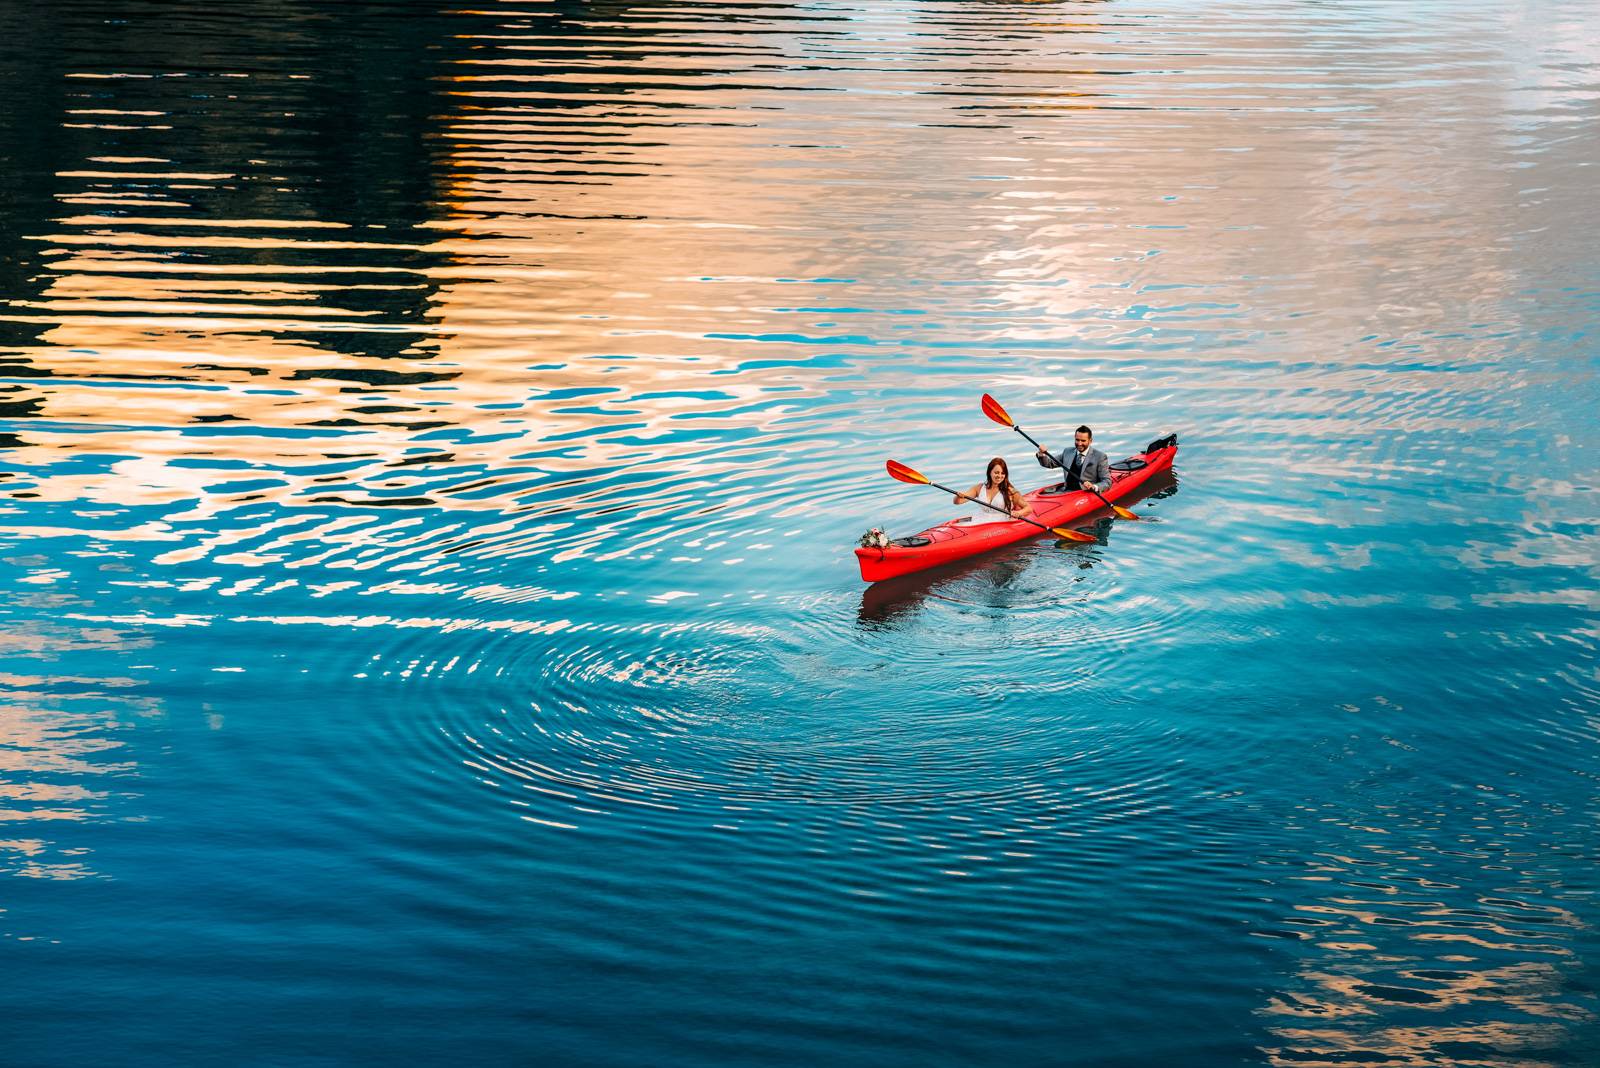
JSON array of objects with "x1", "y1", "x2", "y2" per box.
[
  {"x1": 1259, "y1": 855, "x2": 1595, "y2": 1066},
  {"x1": 0, "y1": 0, "x2": 1585, "y2": 590},
  {"x1": 0, "y1": 630, "x2": 150, "y2": 881}
]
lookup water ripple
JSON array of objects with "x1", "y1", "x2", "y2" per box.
[{"x1": 3, "y1": 0, "x2": 1599, "y2": 1063}]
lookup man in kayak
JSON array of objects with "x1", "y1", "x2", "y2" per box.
[{"x1": 1036, "y1": 425, "x2": 1111, "y2": 494}]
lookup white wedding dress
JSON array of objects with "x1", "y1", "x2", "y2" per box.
[{"x1": 958, "y1": 486, "x2": 1017, "y2": 526}]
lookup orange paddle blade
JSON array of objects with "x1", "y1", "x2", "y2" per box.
[
  {"x1": 884, "y1": 459, "x2": 929, "y2": 486},
  {"x1": 1111, "y1": 503, "x2": 1138, "y2": 521},
  {"x1": 979, "y1": 393, "x2": 1014, "y2": 428},
  {"x1": 1052, "y1": 527, "x2": 1096, "y2": 543}
]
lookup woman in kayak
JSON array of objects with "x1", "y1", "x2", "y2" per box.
[{"x1": 954, "y1": 457, "x2": 1033, "y2": 523}]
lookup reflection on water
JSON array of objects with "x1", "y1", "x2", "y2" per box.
[
  {"x1": 1257, "y1": 783, "x2": 1598, "y2": 1068},
  {"x1": 2, "y1": 0, "x2": 1598, "y2": 1064},
  {"x1": 0, "y1": 607, "x2": 148, "y2": 881}
]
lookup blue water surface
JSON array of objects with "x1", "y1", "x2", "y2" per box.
[{"x1": 2, "y1": 1, "x2": 1598, "y2": 1065}]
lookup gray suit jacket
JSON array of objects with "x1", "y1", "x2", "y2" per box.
[{"x1": 1038, "y1": 445, "x2": 1111, "y2": 494}]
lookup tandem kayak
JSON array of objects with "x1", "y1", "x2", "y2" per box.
[{"x1": 855, "y1": 433, "x2": 1178, "y2": 583}]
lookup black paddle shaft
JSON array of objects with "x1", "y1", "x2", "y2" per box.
[{"x1": 1009, "y1": 424, "x2": 1045, "y2": 451}]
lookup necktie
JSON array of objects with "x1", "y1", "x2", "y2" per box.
[{"x1": 1067, "y1": 451, "x2": 1083, "y2": 488}]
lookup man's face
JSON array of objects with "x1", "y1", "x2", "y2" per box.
[{"x1": 1074, "y1": 431, "x2": 1091, "y2": 453}]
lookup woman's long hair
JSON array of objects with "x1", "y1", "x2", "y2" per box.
[{"x1": 985, "y1": 457, "x2": 1024, "y2": 511}]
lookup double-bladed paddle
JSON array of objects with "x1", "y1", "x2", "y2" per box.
[
  {"x1": 979, "y1": 393, "x2": 1139, "y2": 520},
  {"x1": 884, "y1": 460, "x2": 1096, "y2": 543}
]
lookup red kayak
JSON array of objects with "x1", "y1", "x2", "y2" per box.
[{"x1": 855, "y1": 433, "x2": 1178, "y2": 583}]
